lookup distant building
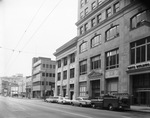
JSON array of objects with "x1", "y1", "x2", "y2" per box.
[
  {"x1": 54, "y1": 37, "x2": 78, "y2": 99},
  {"x1": 32, "y1": 57, "x2": 56, "y2": 98}
]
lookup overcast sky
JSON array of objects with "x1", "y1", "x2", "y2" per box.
[{"x1": 0, "y1": 0, "x2": 78, "y2": 77}]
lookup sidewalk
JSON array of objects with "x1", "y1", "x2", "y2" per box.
[{"x1": 130, "y1": 105, "x2": 150, "y2": 113}]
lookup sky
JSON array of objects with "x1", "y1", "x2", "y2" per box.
[{"x1": 0, "y1": 0, "x2": 78, "y2": 77}]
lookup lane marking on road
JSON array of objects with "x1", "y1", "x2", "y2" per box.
[{"x1": 8, "y1": 100, "x2": 95, "y2": 118}]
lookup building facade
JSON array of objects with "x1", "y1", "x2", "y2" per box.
[
  {"x1": 32, "y1": 57, "x2": 56, "y2": 98},
  {"x1": 75, "y1": 0, "x2": 150, "y2": 106},
  {"x1": 54, "y1": 37, "x2": 78, "y2": 100}
]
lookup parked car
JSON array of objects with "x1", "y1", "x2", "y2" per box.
[
  {"x1": 71, "y1": 97, "x2": 91, "y2": 107},
  {"x1": 45, "y1": 96, "x2": 53, "y2": 103},
  {"x1": 57, "y1": 96, "x2": 64, "y2": 104},
  {"x1": 62, "y1": 97, "x2": 71, "y2": 104},
  {"x1": 51, "y1": 96, "x2": 59, "y2": 103}
]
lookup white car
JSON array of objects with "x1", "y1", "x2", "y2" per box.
[
  {"x1": 57, "y1": 96, "x2": 64, "y2": 104},
  {"x1": 62, "y1": 97, "x2": 71, "y2": 104},
  {"x1": 71, "y1": 97, "x2": 91, "y2": 107},
  {"x1": 45, "y1": 96, "x2": 53, "y2": 103}
]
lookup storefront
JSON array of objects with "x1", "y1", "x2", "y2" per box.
[{"x1": 131, "y1": 73, "x2": 150, "y2": 106}]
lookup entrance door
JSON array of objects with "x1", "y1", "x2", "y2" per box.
[
  {"x1": 70, "y1": 91, "x2": 74, "y2": 100},
  {"x1": 91, "y1": 80, "x2": 100, "y2": 98}
]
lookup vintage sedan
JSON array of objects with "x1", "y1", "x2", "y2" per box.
[
  {"x1": 71, "y1": 97, "x2": 91, "y2": 107},
  {"x1": 62, "y1": 97, "x2": 71, "y2": 104}
]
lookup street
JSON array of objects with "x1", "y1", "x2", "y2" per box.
[{"x1": 0, "y1": 96, "x2": 149, "y2": 118}]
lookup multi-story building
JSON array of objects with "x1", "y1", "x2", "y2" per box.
[
  {"x1": 75, "y1": 0, "x2": 150, "y2": 106},
  {"x1": 54, "y1": 37, "x2": 78, "y2": 100},
  {"x1": 32, "y1": 57, "x2": 56, "y2": 98}
]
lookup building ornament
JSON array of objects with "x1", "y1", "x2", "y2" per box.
[{"x1": 88, "y1": 70, "x2": 102, "y2": 79}]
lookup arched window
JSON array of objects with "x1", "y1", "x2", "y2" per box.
[
  {"x1": 105, "y1": 25, "x2": 119, "y2": 41},
  {"x1": 91, "y1": 34, "x2": 101, "y2": 48},
  {"x1": 131, "y1": 9, "x2": 150, "y2": 29},
  {"x1": 79, "y1": 42, "x2": 87, "y2": 53}
]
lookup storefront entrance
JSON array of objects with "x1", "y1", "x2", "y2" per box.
[
  {"x1": 91, "y1": 80, "x2": 100, "y2": 98},
  {"x1": 131, "y1": 73, "x2": 150, "y2": 106}
]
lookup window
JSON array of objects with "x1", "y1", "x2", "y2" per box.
[
  {"x1": 131, "y1": 10, "x2": 150, "y2": 29},
  {"x1": 91, "y1": 34, "x2": 101, "y2": 47},
  {"x1": 57, "y1": 72, "x2": 61, "y2": 81},
  {"x1": 63, "y1": 71, "x2": 67, "y2": 80},
  {"x1": 53, "y1": 73, "x2": 55, "y2": 77},
  {"x1": 79, "y1": 42, "x2": 87, "y2": 53},
  {"x1": 114, "y1": 2, "x2": 120, "y2": 13},
  {"x1": 81, "y1": 0, "x2": 84, "y2": 8},
  {"x1": 80, "y1": 11, "x2": 84, "y2": 19},
  {"x1": 84, "y1": 22, "x2": 88, "y2": 32},
  {"x1": 80, "y1": 26, "x2": 84, "y2": 35},
  {"x1": 63, "y1": 57, "x2": 67, "y2": 66},
  {"x1": 79, "y1": 60, "x2": 87, "y2": 75},
  {"x1": 130, "y1": 37, "x2": 150, "y2": 64},
  {"x1": 42, "y1": 73, "x2": 45, "y2": 77},
  {"x1": 97, "y1": 13, "x2": 102, "y2": 24},
  {"x1": 91, "y1": 55, "x2": 101, "y2": 70},
  {"x1": 85, "y1": 7, "x2": 88, "y2": 15},
  {"x1": 79, "y1": 82, "x2": 86, "y2": 97},
  {"x1": 106, "y1": 7, "x2": 112, "y2": 18},
  {"x1": 46, "y1": 73, "x2": 49, "y2": 77},
  {"x1": 49, "y1": 73, "x2": 52, "y2": 77},
  {"x1": 92, "y1": 1, "x2": 96, "y2": 10},
  {"x1": 70, "y1": 68, "x2": 75, "y2": 78},
  {"x1": 106, "y1": 49, "x2": 119, "y2": 70},
  {"x1": 53, "y1": 65, "x2": 55, "y2": 69},
  {"x1": 50, "y1": 65, "x2": 52, "y2": 68},
  {"x1": 91, "y1": 18, "x2": 96, "y2": 27},
  {"x1": 58, "y1": 60, "x2": 61, "y2": 68},
  {"x1": 98, "y1": 0, "x2": 104, "y2": 5},
  {"x1": 70, "y1": 53, "x2": 75, "y2": 63},
  {"x1": 105, "y1": 25, "x2": 119, "y2": 41}
]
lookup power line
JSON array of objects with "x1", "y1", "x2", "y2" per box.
[
  {"x1": 5, "y1": 0, "x2": 47, "y2": 68},
  {"x1": 4, "y1": 0, "x2": 63, "y2": 76},
  {"x1": 21, "y1": 0, "x2": 63, "y2": 51},
  {"x1": 0, "y1": 46, "x2": 50, "y2": 55}
]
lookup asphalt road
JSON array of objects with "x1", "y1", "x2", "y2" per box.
[{"x1": 0, "y1": 96, "x2": 149, "y2": 118}]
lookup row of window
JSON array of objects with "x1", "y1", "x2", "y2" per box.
[
  {"x1": 80, "y1": 1, "x2": 119, "y2": 32},
  {"x1": 57, "y1": 53, "x2": 75, "y2": 68},
  {"x1": 79, "y1": 9, "x2": 150, "y2": 53},
  {"x1": 43, "y1": 64, "x2": 55, "y2": 69},
  {"x1": 80, "y1": 25, "x2": 119, "y2": 53},
  {"x1": 80, "y1": 48, "x2": 119, "y2": 75},
  {"x1": 42, "y1": 72, "x2": 55, "y2": 77},
  {"x1": 57, "y1": 68, "x2": 75, "y2": 81},
  {"x1": 33, "y1": 81, "x2": 53, "y2": 86}
]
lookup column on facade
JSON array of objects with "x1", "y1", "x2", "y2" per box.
[
  {"x1": 87, "y1": 58, "x2": 90, "y2": 98},
  {"x1": 54, "y1": 64, "x2": 58, "y2": 96},
  {"x1": 66, "y1": 55, "x2": 70, "y2": 97},
  {"x1": 60, "y1": 59, "x2": 63, "y2": 96},
  {"x1": 100, "y1": 53, "x2": 105, "y2": 96},
  {"x1": 75, "y1": 52, "x2": 79, "y2": 99}
]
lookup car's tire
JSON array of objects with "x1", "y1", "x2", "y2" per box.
[
  {"x1": 79, "y1": 104, "x2": 82, "y2": 107},
  {"x1": 108, "y1": 104, "x2": 114, "y2": 111},
  {"x1": 71, "y1": 103, "x2": 74, "y2": 106}
]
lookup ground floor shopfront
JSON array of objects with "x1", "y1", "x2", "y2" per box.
[{"x1": 130, "y1": 72, "x2": 150, "y2": 106}]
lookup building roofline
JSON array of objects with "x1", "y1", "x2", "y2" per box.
[{"x1": 53, "y1": 36, "x2": 78, "y2": 56}]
